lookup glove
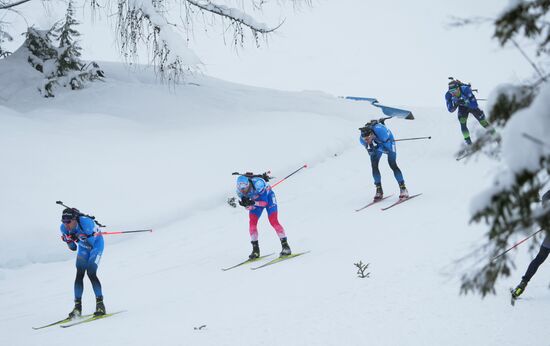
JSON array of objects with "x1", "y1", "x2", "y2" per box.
[
  {"x1": 261, "y1": 173, "x2": 271, "y2": 182},
  {"x1": 61, "y1": 233, "x2": 78, "y2": 243},
  {"x1": 239, "y1": 197, "x2": 255, "y2": 207},
  {"x1": 368, "y1": 145, "x2": 380, "y2": 157},
  {"x1": 453, "y1": 98, "x2": 465, "y2": 107}
]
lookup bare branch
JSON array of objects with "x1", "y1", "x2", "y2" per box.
[
  {"x1": 510, "y1": 38, "x2": 547, "y2": 82},
  {"x1": 186, "y1": 0, "x2": 283, "y2": 34},
  {"x1": 0, "y1": 0, "x2": 32, "y2": 10},
  {"x1": 446, "y1": 15, "x2": 493, "y2": 29}
]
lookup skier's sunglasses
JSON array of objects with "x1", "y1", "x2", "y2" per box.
[
  {"x1": 449, "y1": 87, "x2": 461, "y2": 97},
  {"x1": 360, "y1": 130, "x2": 373, "y2": 138}
]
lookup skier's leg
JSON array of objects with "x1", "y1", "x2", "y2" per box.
[
  {"x1": 457, "y1": 108, "x2": 472, "y2": 145},
  {"x1": 86, "y1": 237, "x2": 104, "y2": 298},
  {"x1": 248, "y1": 209, "x2": 263, "y2": 241},
  {"x1": 370, "y1": 151, "x2": 383, "y2": 185},
  {"x1": 387, "y1": 151, "x2": 404, "y2": 185},
  {"x1": 268, "y1": 212, "x2": 287, "y2": 238},
  {"x1": 470, "y1": 108, "x2": 490, "y2": 128},
  {"x1": 74, "y1": 250, "x2": 89, "y2": 300},
  {"x1": 471, "y1": 108, "x2": 496, "y2": 135},
  {"x1": 521, "y1": 245, "x2": 550, "y2": 283},
  {"x1": 513, "y1": 244, "x2": 550, "y2": 298},
  {"x1": 266, "y1": 190, "x2": 290, "y2": 255},
  {"x1": 266, "y1": 191, "x2": 286, "y2": 239}
]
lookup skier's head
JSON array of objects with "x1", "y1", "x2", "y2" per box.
[
  {"x1": 61, "y1": 208, "x2": 79, "y2": 228},
  {"x1": 237, "y1": 175, "x2": 252, "y2": 194},
  {"x1": 448, "y1": 80, "x2": 461, "y2": 97},
  {"x1": 360, "y1": 123, "x2": 376, "y2": 144},
  {"x1": 542, "y1": 190, "x2": 550, "y2": 208}
]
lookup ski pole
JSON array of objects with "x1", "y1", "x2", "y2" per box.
[
  {"x1": 522, "y1": 133, "x2": 550, "y2": 147},
  {"x1": 491, "y1": 228, "x2": 544, "y2": 262},
  {"x1": 98, "y1": 229, "x2": 153, "y2": 236},
  {"x1": 270, "y1": 164, "x2": 308, "y2": 189},
  {"x1": 393, "y1": 136, "x2": 432, "y2": 142}
]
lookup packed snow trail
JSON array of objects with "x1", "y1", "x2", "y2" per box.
[{"x1": 1, "y1": 65, "x2": 549, "y2": 345}]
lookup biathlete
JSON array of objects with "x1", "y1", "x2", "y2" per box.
[
  {"x1": 359, "y1": 120, "x2": 409, "y2": 201},
  {"x1": 60, "y1": 208, "x2": 106, "y2": 318},
  {"x1": 236, "y1": 173, "x2": 291, "y2": 259}
]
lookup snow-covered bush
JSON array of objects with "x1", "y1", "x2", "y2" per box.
[{"x1": 0, "y1": 21, "x2": 12, "y2": 58}]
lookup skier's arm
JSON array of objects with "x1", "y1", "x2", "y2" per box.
[
  {"x1": 374, "y1": 126, "x2": 393, "y2": 151},
  {"x1": 359, "y1": 136, "x2": 367, "y2": 148},
  {"x1": 77, "y1": 218, "x2": 100, "y2": 247},
  {"x1": 461, "y1": 86, "x2": 479, "y2": 108},
  {"x1": 445, "y1": 92, "x2": 457, "y2": 112},
  {"x1": 60, "y1": 226, "x2": 77, "y2": 251}
]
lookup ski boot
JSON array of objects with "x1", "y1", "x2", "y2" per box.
[
  {"x1": 373, "y1": 184, "x2": 383, "y2": 202},
  {"x1": 68, "y1": 299, "x2": 82, "y2": 319},
  {"x1": 280, "y1": 237, "x2": 292, "y2": 257},
  {"x1": 94, "y1": 296, "x2": 106, "y2": 317},
  {"x1": 464, "y1": 137, "x2": 473, "y2": 146},
  {"x1": 249, "y1": 240, "x2": 260, "y2": 260},
  {"x1": 399, "y1": 182, "x2": 409, "y2": 200},
  {"x1": 512, "y1": 280, "x2": 527, "y2": 299}
]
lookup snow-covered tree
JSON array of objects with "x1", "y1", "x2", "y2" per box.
[
  {"x1": 56, "y1": 1, "x2": 84, "y2": 79},
  {"x1": 25, "y1": 26, "x2": 59, "y2": 96},
  {"x1": 0, "y1": 21, "x2": 13, "y2": 58},
  {"x1": 460, "y1": 0, "x2": 550, "y2": 297},
  {"x1": 1, "y1": 0, "x2": 310, "y2": 81},
  {"x1": 54, "y1": 0, "x2": 103, "y2": 91},
  {"x1": 22, "y1": 1, "x2": 104, "y2": 97}
]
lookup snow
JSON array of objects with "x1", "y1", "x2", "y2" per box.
[
  {"x1": 471, "y1": 81, "x2": 550, "y2": 215},
  {"x1": 1, "y1": 55, "x2": 549, "y2": 345},
  {"x1": 501, "y1": 83, "x2": 550, "y2": 173}
]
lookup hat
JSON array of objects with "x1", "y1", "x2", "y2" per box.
[{"x1": 61, "y1": 208, "x2": 79, "y2": 222}]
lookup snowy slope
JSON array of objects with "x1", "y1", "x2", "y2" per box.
[{"x1": 0, "y1": 62, "x2": 548, "y2": 346}]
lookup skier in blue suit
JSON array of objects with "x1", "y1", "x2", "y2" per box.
[
  {"x1": 359, "y1": 120, "x2": 409, "y2": 201},
  {"x1": 445, "y1": 79, "x2": 494, "y2": 145},
  {"x1": 60, "y1": 208, "x2": 106, "y2": 318},
  {"x1": 236, "y1": 173, "x2": 291, "y2": 258}
]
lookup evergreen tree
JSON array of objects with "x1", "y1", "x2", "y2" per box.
[
  {"x1": 22, "y1": 1, "x2": 104, "y2": 97},
  {"x1": 25, "y1": 26, "x2": 59, "y2": 97},
  {"x1": 460, "y1": 1, "x2": 550, "y2": 297},
  {"x1": 55, "y1": 0, "x2": 84, "y2": 87},
  {"x1": 54, "y1": 0, "x2": 103, "y2": 91}
]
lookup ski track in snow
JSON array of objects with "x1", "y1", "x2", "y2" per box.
[{"x1": 0, "y1": 64, "x2": 548, "y2": 346}]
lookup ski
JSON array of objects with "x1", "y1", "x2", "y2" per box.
[
  {"x1": 251, "y1": 251, "x2": 310, "y2": 270},
  {"x1": 32, "y1": 314, "x2": 93, "y2": 330},
  {"x1": 59, "y1": 311, "x2": 125, "y2": 328},
  {"x1": 221, "y1": 253, "x2": 275, "y2": 271},
  {"x1": 355, "y1": 195, "x2": 394, "y2": 212},
  {"x1": 456, "y1": 149, "x2": 473, "y2": 161},
  {"x1": 381, "y1": 193, "x2": 422, "y2": 211}
]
